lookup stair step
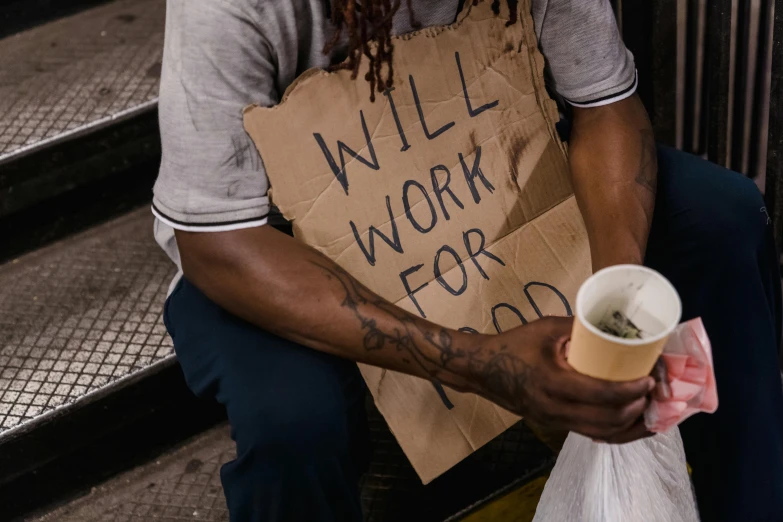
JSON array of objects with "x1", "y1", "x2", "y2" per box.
[
  {"x1": 0, "y1": 0, "x2": 162, "y2": 165},
  {"x1": 0, "y1": 0, "x2": 164, "y2": 229},
  {"x1": 0, "y1": 209, "x2": 173, "y2": 437},
  {"x1": 1, "y1": 0, "x2": 116, "y2": 40},
  {"x1": 0, "y1": 206, "x2": 175, "y2": 430},
  {"x1": 0, "y1": 209, "x2": 224, "y2": 519}
]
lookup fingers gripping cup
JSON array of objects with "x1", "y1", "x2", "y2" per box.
[{"x1": 568, "y1": 265, "x2": 682, "y2": 381}]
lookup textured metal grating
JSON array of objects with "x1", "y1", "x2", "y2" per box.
[
  {"x1": 0, "y1": 209, "x2": 175, "y2": 434},
  {"x1": 0, "y1": 0, "x2": 164, "y2": 163}
]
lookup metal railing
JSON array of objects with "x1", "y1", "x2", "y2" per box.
[{"x1": 613, "y1": 0, "x2": 783, "y2": 245}]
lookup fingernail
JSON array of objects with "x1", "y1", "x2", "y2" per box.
[{"x1": 647, "y1": 378, "x2": 656, "y2": 393}]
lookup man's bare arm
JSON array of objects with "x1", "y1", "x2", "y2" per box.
[
  {"x1": 569, "y1": 94, "x2": 657, "y2": 271},
  {"x1": 176, "y1": 225, "x2": 480, "y2": 391},
  {"x1": 175, "y1": 226, "x2": 654, "y2": 442}
]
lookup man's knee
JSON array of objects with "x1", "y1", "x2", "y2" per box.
[
  {"x1": 656, "y1": 146, "x2": 768, "y2": 253},
  {"x1": 228, "y1": 379, "x2": 357, "y2": 465},
  {"x1": 219, "y1": 376, "x2": 367, "y2": 522}
]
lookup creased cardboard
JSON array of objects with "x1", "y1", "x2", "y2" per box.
[{"x1": 243, "y1": 0, "x2": 591, "y2": 483}]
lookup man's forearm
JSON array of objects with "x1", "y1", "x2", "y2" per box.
[
  {"x1": 569, "y1": 95, "x2": 657, "y2": 271},
  {"x1": 172, "y1": 221, "x2": 655, "y2": 443},
  {"x1": 175, "y1": 225, "x2": 479, "y2": 392}
]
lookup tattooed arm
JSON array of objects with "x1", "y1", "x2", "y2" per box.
[
  {"x1": 569, "y1": 94, "x2": 657, "y2": 271},
  {"x1": 176, "y1": 225, "x2": 655, "y2": 443}
]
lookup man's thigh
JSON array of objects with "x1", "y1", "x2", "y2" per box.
[
  {"x1": 646, "y1": 146, "x2": 781, "y2": 416},
  {"x1": 645, "y1": 146, "x2": 783, "y2": 520},
  {"x1": 163, "y1": 277, "x2": 371, "y2": 475},
  {"x1": 646, "y1": 145, "x2": 778, "y2": 326}
]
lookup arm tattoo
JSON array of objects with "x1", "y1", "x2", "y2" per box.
[
  {"x1": 635, "y1": 129, "x2": 658, "y2": 195},
  {"x1": 310, "y1": 256, "x2": 531, "y2": 409},
  {"x1": 310, "y1": 259, "x2": 466, "y2": 380},
  {"x1": 466, "y1": 348, "x2": 530, "y2": 408}
]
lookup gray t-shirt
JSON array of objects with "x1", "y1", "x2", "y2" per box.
[{"x1": 152, "y1": 0, "x2": 636, "y2": 268}]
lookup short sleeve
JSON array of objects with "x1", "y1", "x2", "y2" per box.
[
  {"x1": 151, "y1": 0, "x2": 276, "y2": 231},
  {"x1": 532, "y1": 0, "x2": 637, "y2": 108}
]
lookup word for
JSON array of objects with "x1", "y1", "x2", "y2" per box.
[{"x1": 399, "y1": 227, "x2": 502, "y2": 318}]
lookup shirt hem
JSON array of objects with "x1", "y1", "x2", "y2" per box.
[
  {"x1": 151, "y1": 204, "x2": 269, "y2": 232},
  {"x1": 565, "y1": 70, "x2": 638, "y2": 108}
]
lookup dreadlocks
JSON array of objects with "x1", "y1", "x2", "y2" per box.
[{"x1": 324, "y1": 0, "x2": 519, "y2": 101}]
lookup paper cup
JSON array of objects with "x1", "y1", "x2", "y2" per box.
[{"x1": 568, "y1": 265, "x2": 682, "y2": 381}]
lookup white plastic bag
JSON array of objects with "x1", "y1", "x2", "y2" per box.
[{"x1": 533, "y1": 428, "x2": 699, "y2": 522}]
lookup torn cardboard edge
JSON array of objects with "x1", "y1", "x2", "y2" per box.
[
  {"x1": 243, "y1": 1, "x2": 533, "y2": 116},
  {"x1": 242, "y1": 0, "x2": 564, "y2": 182}
]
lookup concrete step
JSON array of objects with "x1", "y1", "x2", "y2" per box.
[{"x1": 0, "y1": 210, "x2": 174, "y2": 435}]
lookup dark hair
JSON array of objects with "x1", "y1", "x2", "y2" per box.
[{"x1": 325, "y1": 0, "x2": 519, "y2": 101}]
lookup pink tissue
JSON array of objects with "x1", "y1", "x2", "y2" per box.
[{"x1": 644, "y1": 318, "x2": 719, "y2": 433}]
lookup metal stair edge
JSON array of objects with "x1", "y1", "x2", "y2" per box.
[
  {"x1": 0, "y1": 106, "x2": 161, "y2": 220},
  {"x1": 0, "y1": 356, "x2": 227, "y2": 520}
]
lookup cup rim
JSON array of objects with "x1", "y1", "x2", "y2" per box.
[{"x1": 575, "y1": 264, "x2": 682, "y2": 346}]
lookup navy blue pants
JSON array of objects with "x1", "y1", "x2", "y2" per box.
[{"x1": 164, "y1": 146, "x2": 783, "y2": 522}]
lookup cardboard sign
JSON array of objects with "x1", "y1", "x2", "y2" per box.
[{"x1": 243, "y1": 0, "x2": 591, "y2": 483}]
